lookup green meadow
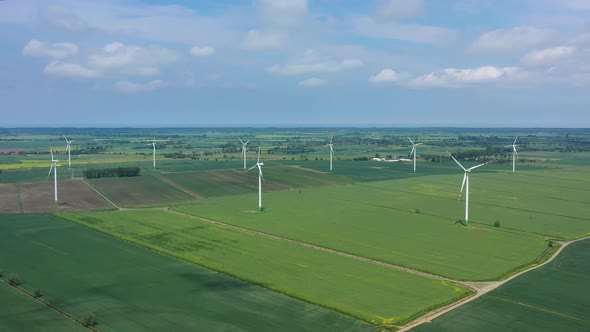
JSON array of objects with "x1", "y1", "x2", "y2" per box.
[
  {"x1": 57, "y1": 209, "x2": 470, "y2": 325},
  {"x1": 412, "y1": 238, "x2": 590, "y2": 331},
  {"x1": 0, "y1": 214, "x2": 371, "y2": 332}
]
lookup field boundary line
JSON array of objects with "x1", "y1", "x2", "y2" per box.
[
  {"x1": 398, "y1": 235, "x2": 590, "y2": 331},
  {"x1": 80, "y1": 178, "x2": 121, "y2": 210},
  {"x1": 167, "y1": 209, "x2": 468, "y2": 286},
  {"x1": 488, "y1": 295, "x2": 590, "y2": 324},
  {"x1": 153, "y1": 174, "x2": 205, "y2": 199},
  {"x1": 15, "y1": 182, "x2": 24, "y2": 213},
  {"x1": 0, "y1": 279, "x2": 97, "y2": 331}
]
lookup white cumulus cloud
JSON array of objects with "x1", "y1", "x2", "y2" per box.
[
  {"x1": 254, "y1": 0, "x2": 308, "y2": 27},
  {"x1": 267, "y1": 49, "x2": 363, "y2": 75},
  {"x1": 521, "y1": 46, "x2": 576, "y2": 66},
  {"x1": 471, "y1": 27, "x2": 556, "y2": 54},
  {"x1": 242, "y1": 29, "x2": 287, "y2": 51},
  {"x1": 411, "y1": 66, "x2": 526, "y2": 88},
  {"x1": 298, "y1": 77, "x2": 327, "y2": 87},
  {"x1": 369, "y1": 68, "x2": 398, "y2": 83},
  {"x1": 22, "y1": 39, "x2": 79, "y2": 59},
  {"x1": 115, "y1": 80, "x2": 166, "y2": 93},
  {"x1": 190, "y1": 46, "x2": 215, "y2": 56},
  {"x1": 376, "y1": 0, "x2": 425, "y2": 21},
  {"x1": 90, "y1": 42, "x2": 179, "y2": 69},
  {"x1": 352, "y1": 16, "x2": 455, "y2": 44},
  {"x1": 44, "y1": 61, "x2": 98, "y2": 78}
]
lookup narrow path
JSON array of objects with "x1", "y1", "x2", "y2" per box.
[
  {"x1": 398, "y1": 236, "x2": 589, "y2": 331},
  {"x1": 80, "y1": 178, "x2": 121, "y2": 210},
  {"x1": 15, "y1": 182, "x2": 24, "y2": 213},
  {"x1": 153, "y1": 174, "x2": 205, "y2": 199}
]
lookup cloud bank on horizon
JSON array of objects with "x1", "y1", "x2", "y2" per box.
[{"x1": 1, "y1": 0, "x2": 590, "y2": 127}]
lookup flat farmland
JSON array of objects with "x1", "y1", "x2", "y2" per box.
[
  {"x1": 174, "y1": 185, "x2": 547, "y2": 281},
  {"x1": 161, "y1": 166, "x2": 348, "y2": 198},
  {"x1": 0, "y1": 214, "x2": 371, "y2": 332},
  {"x1": 88, "y1": 175, "x2": 192, "y2": 207},
  {"x1": 0, "y1": 183, "x2": 19, "y2": 212},
  {"x1": 0, "y1": 282, "x2": 85, "y2": 332},
  {"x1": 19, "y1": 179, "x2": 114, "y2": 213},
  {"x1": 58, "y1": 209, "x2": 470, "y2": 325},
  {"x1": 412, "y1": 238, "x2": 590, "y2": 331}
]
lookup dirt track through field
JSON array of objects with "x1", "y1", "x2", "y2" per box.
[
  {"x1": 398, "y1": 236, "x2": 590, "y2": 331},
  {"x1": 153, "y1": 174, "x2": 205, "y2": 199},
  {"x1": 166, "y1": 209, "x2": 587, "y2": 331}
]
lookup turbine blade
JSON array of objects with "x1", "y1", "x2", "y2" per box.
[
  {"x1": 259, "y1": 167, "x2": 264, "y2": 180},
  {"x1": 410, "y1": 147, "x2": 415, "y2": 156},
  {"x1": 48, "y1": 165, "x2": 53, "y2": 177},
  {"x1": 257, "y1": 147, "x2": 261, "y2": 163},
  {"x1": 448, "y1": 153, "x2": 467, "y2": 172},
  {"x1": 408, "y1": 137, "x2": 414, "y2": 145},
  {"x1": 415, "y1": 143, "x2": 424, "y2": 146},
  {"x1": 330, "y1": 136, "x2": 333, "y2": 144},
  {"x1": 459, "y1": 172, "x2": 467, "y2": 199},
  {"x1": 513, "y1": 136, "x2": 518, "y2": 145},
  {"x1": 468, "y1": 160, "x2": 493, "y2": 171},
  {"x1": 247, "y1": 164, "x2": 257, "y2": 171},
  {"x1": 238, "y1": 137, "x2": 244, "y2": 144},
  {"x1": 514, "y1": 147, "x2": 518, "y2": 156},
  {"x1": 50, "y1": 147, "x2": 54, "y2": 160},
  {"x1": 245, "y1": 141, "x2": 250, "y2": 145},
  {"x1": 64, "y1": 135, "x2": 68, "y2": 142}
]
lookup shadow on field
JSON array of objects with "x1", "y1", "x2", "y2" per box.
[{"x1": 176, "y1": 272, "x2": 255, "y2": 292}]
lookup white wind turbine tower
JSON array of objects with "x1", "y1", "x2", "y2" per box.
[
  {"x1": 147, "y1": 135, "x2": 157, "y2": 168},
  {"x1": 247, "y1": 147, "x2": 264, "y2": 212},
  {"x1": 325, "y1": 137, "x2": 334, "y2": 172},
  {"x1": 64, "y1": 136, "x2": 73, "y2": 168},
  {"x1": 48, "y1": 147, "x2": 59, "y2": 207},
  {"x1": 505, "y1": 136, "x2": 518, "y2": 173},
  {"x1": 408, "y1": 137, "x2": 423, "y2": 173},
  {"x1": 449, "y1": 153, "x2": 493, "y2": 226},
  {"x1": 238, "y1": 137, "x2": 250, "y2": 170}
]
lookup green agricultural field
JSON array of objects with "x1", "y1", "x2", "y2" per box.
[
  {"x1": 87, "y1": 175, "x2": 193, "y2": 207},
  {"x1": 57, "y1": 209, "x2": 470, "y2": 325},
  {"x1": 0, "y1": 214, "x2": 371, "y2": 332},
  {"x1": 412, "y1": 238, "x2": 590, "y2": 331},
  {"x1": 0, "y1": 282, "x2": 86, "y2": 332}
]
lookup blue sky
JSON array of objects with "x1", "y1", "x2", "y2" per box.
[{"x1": 1, "y1": 0, "x2": 590, "y2": 127}]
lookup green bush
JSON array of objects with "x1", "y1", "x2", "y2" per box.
[
  {"x1": 34, "y1": 288, "x2": 42, "y2": 298},
  {"x1": 82, "y1": 312, "x2": 96, "y2": 327},
  {"x1": 493, "y1": 221, "x2": 501, "y2": 228},
  {"x1": 8, "y1": 274, "x2": 20, "y2": 286}
]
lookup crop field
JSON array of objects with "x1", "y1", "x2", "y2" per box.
[
  {"x1": 173, "y1": 182, "x2": 549, "y2": 281},
  {"x1": 88, "y1": 175, "x2": 193, "y2": 207},
  {"x1": 0, "y1": 183, "x2": 19, "y2": 212},
  {"x1": 412, "y1": 238, "x2": 590, "y2": 331},
  {"x1": 0, "y1": 282, "x2": 86, "y2": 332},
  {"x1": 0, "y1": 214, "x2": 371, "y2": 332},
  {"x1": 161, "y1": 166, "x2": 349, "y2": 198},
  {"x1": 1, "y1": 128, "x2": 589, "y2": 330},
  {"x1": 57, "y1": 209, "x2": 471, "y2": 325},
  {"x1": 19, "y1": 179, "x2": 114, "y2": 213}
]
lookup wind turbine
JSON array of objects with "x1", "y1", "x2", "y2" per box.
[
  {"x1": 408, "y1": 137, "x2": 423, "y2": 173},
  {"x1": 247, "y1": 147, "x2": 264, "y2": 212},
  {"x1": 448, "y1": 153, "x2": 493, "y2": 226},
  {"x1": 324, "y1": 137, "x2": 334, "y2": 172},
  {"x1": 48, "y1": 147, "x2": 59, "y2": 207},
  {"x1": 505, "y1": 136, "x2": 518, "y2": 173},
  {"x1": 238, "y1": 137, "x2": 250, "y2": 170},
  {"x1": 147, "y1": 135, "x2": 156, "y2": 168},
  {"x1": 64, "y1": 136, "x2": 73, "y2": 168}
]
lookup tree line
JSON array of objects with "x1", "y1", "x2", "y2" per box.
[{"x1": 83, "y1": 167, "x2": 140, "y2": 178}]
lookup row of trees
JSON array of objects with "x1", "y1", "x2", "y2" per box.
[{"x1": 83, "y1": 167, "x2": 140, "y2": 178}]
